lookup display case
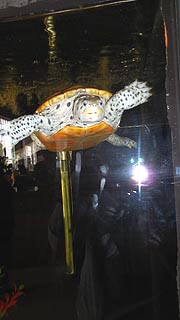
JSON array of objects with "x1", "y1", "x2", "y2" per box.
[{"x1": 0, "y1": 0, "x2": 179, "y2": 319}]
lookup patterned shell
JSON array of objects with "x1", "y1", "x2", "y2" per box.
[{"x1": 34, "y1": 88, "x2": 114, "y2": 152}]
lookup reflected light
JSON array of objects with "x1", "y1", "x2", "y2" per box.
[
  {"x1": 131, "y1": 164, "x2": 149, "y2": 184},
  {"x1": 44, "y1": 16, "x2": 57, "y2": 63}
]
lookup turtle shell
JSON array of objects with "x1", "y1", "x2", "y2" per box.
[{"x1": 34, "y1": 88, "x2": 114, "y2": 152}]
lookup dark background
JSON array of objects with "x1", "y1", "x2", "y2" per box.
[{"x1": 0, "y1": 0, "x2": 179, "y2": 319}]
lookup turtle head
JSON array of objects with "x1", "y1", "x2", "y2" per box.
[{"x1": 73, "y1": 95, "x2": 105, "y2": 124}]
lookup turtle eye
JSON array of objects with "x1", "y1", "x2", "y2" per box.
[
  {"x1": 99, "y1": 101, "x2": 103, "y2": 106},
  {"x1": 83, "y1": 101, "x2": 87, "y2": 106}
]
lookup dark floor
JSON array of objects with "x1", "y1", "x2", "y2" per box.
[
  {"x1": 9, "y1": 266, "x2": 78, "y2": 320},
  {"x1": 1, "y1": 189, "x2": 78, "y2": 320},
  {"x1": 1, "y1": 188, "x2": 179, "y2": 320}
]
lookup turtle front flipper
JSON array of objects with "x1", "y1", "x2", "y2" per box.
[
  {"x1": 104, "y1": 80, "x2": 152, "y2": 129},
  {"x1": 106, "y1": 134, "x2": 137, "y2": 148},
  {"x1": 0, "y1": 114, "x2": 51, "y2": 147}
]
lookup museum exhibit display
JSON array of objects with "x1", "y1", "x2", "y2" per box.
[{"x1": 0, "y1": 0, "x2": 179, "y2": 319}]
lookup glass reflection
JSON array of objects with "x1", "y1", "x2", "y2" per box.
[
  {"x1": 44, "y1": 16, "x2": 57, "y2": 64},
  {"x1": 0, "y1": 1, "x2": 178, "y2": 320}
]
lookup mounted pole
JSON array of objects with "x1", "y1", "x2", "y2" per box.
[{"x1": 59, "y1": 151, "x2": 74, "y2": 274}]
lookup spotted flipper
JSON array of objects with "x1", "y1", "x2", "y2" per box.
[
  {"x1": 0, "y1": 114, "x2": 52, "y2": 146},
  {"x1": 106, "y1": 133, "x2": 137, "y2": 148},
  {"x1": 104, "y1": 80, "x2": 151, "y2": 129}
]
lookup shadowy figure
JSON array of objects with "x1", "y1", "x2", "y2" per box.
[
  {"x1": 0, "y1": 159, "x2": 15, "y2": 294},
  {"x1": 34, "y1": 154, "x2": 49, "y2": 191},
  {"x1": 17, "y1": 159, "x2": 27, "y2": 175}
]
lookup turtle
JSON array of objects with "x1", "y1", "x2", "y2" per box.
[{"x1": 0, "y1": 80, "x2": 151, "y2": 152}]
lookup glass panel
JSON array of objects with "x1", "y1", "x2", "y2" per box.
[
  {"x1": 0, "y1": 0, "x2": 179, "y2": 319},
  {"x1": 0, "y1": 0, "x2": 136, "y2": 22}
]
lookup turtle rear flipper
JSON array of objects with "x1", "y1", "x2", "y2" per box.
[
  {"x1": 31, "y1": 133, "x2": 46, "y2": 151},
  {"x1": 106, "y1": 133, "x2": 137, "y2": 148}
]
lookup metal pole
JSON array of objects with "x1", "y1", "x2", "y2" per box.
[{"x1": 59, "y1": 151, "x2": 74, "y2": 274}]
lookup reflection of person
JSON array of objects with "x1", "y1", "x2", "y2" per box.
[
  {"x1": 76, "y1": 164, "x2": 177, "y2": 320},
  {"x1": 17, "y1": 159, "x2": 27, "y2": 175},
  {"x1": 0, "y1": 162, "x2": 14, "y2": 294},
  {"x1": 78, "y1": 150, "x2": 109, "y2": 201},
  {"x1": 73, "y1": 149, "x2": 109, "y2": 277},
  {"x1": 34, "y1": 154, "x2": 48, "y2": 190}
]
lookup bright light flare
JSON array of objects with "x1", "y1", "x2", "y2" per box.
[{"x1": 131, "y1": 164, "x2": 149, "y2": 184}]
